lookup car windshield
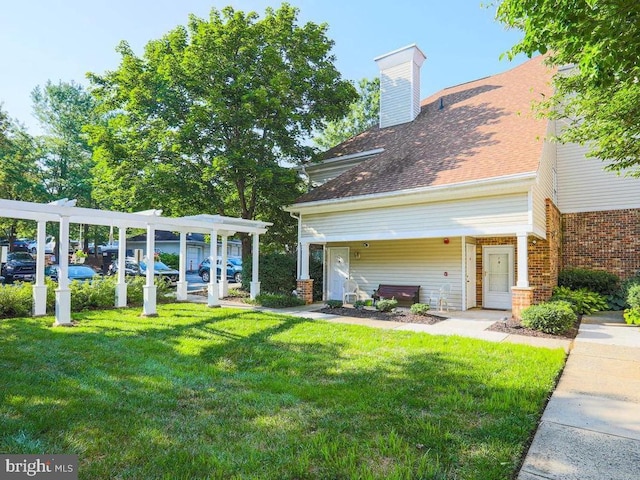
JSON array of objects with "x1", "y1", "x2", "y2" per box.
[
  {"x1": 228, "y1": 258, "x2": 242, "y2": 266},
  {"x1": 139, "y1": 261, "x2": 172, "y2": 271},
  {"x1": 10, "y1": 252, "x2": 34, "y2": 261}
]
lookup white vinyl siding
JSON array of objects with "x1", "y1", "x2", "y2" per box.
[
  {"x1": 331, "y1": 238, "x2": 462, "y2": 309},
  {"x1": 557, "y1": 142, "x2": 640, "y2": 213},
  {"x1": 532, "y1": 135, "x2": 557, "y2": 237},
  {"x1": 380, "y1": 62, "x2": 413, "y2": 128},
  {"x1": 302, "y1": 193, "x2": 530, "y2": 242}
]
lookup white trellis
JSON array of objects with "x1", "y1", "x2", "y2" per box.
[{"x1": 0, "y1": 199, "x2": 271, "y2": 325}]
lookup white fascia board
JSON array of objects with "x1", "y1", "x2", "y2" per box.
[
  {"x1": 301, "y1": 224, "x2": 534, "y2": 244},
  {"x1": 285, "y1": 172, "x2": 537, "y2": 215}
]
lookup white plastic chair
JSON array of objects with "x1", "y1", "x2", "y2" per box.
[
  {"x1": 437, "y1": 284, "x2": 450, "y2": 312},
  {"x1": 343, "y1": 279, "x2": 359, "y2": 304}
]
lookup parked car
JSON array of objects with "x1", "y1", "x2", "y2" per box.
[
  {"x1": 46, "y1": 264, "x2": 102, "y2": 283},
  {"x1": 137, "y1": 260, "x2": 179, "y2": 287},
  {"x1": 0, "y1": 252, "x2": 36, "y2": 283},
  {"x1": 107, "y1": 259, "x2": 141, "y2": 277},
  {"x1": 28, "y1": 235, "x2": 73, "y2": 254},
  {"x1": 198, "y1": 257, "x2": 242, "y2": 283}
]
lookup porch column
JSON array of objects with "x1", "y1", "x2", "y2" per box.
[
  {"x1": 296, "y1": 242, "x2": 313, "y2": 304},
  {"x1": 250, "y1": 233, "x2": 260, "y2": 299},
  {"x1": 115, "y1": 226, "x2": 127, "y2": 308},
  {"x1": 207, "y1": 229, "x2": 220, "y2": 307},
  {"x1": 299, "y1": 242, "x2": 310, "y2": 280},
  {"x1": 32, "y1": 220, "x2": 47, "y2": 316},
  {"x1": 176, "y1": 231, "x2": 188, "y2": 301},
  {"x1": 142, "y1": 224, "x2": 157, "y2": 316},
  {"x1": 54, "y1": 216, "x2": 72, "y2": 326},
  {"x1": 516, "y1": 233, "x2": 529, "y2": 287},
  {"x1": 219, "y1": 234, "x2": 229, "y2": 299}
]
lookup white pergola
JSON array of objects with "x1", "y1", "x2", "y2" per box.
[{"x1": 0, "y1": 198, "x2": 271, "y2": 325}]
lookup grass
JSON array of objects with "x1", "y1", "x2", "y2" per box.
[{"x1": 0, "y1": 303, "x2": 566, "y2": 479}]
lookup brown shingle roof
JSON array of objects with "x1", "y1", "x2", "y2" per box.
[{"x1": 296, "y1": 55, "x2": 553, "y2": 204}]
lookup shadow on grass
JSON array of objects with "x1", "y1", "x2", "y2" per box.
[{"x1": 0, "y1": 304, "x2": 565, "y2": 479}]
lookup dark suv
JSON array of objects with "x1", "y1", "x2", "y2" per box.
[{"x1": 1, "y1": 252, "x2": 37, "y2": 283}]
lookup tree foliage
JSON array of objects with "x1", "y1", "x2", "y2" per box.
[
  {"x1": 31, "y1": 80, "x2": 99, "y2": 206},
  {"x1": 87, "y1": 4, "x2": 357, "y2": 254},
  {"x1": 496, "y1": 0, "x2": 640, "y2": 174},
  {"x1": 313, "y1": 77, "x2": 380, "y2": 150}
]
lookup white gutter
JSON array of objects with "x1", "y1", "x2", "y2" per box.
[{"x1": 285, "y1": 171, "x2": 538, "y2": 215}]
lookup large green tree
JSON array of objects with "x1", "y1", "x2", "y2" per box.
[
  {"x1": 496, "y1": 0, "x2": 640, "y2": 174},
  {"x1": 87, "y1": 3, "x2": 357, "y2": 254},
  {"x1": 313, "y1": 77, "x2": 380, "y2": 150},
  {"x1": 31, "y1": 80, "x2": 98, "y2": 206}
]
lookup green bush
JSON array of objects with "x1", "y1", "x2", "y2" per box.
[
  {"x1": 242, "y1": 253, "x2": 297, "y2": 295},
  {"x1": 309, "y1": 255, "x2": 324, "y2": 301},
  {"x1": 410, "y1": 303, "x2": 431, "y2": 315},
  {"x1": 623, "y1": 307, "x2": 640, "y2": 325},
  {"x1": 521, "y1": 300, "x2": 577, "y2": 335},
  {"x1": 550, "y1": 286, "x2": 608, "y2": 315},
  {"x1": 158, "y1": 252, "x2": 179, "y2": 270},
  {"x1": 70, "y1": 278, "x2": 116, "y2": 311},
  {"x1": 626, "y1": 284, "x2": 640, "y2": 309},
  {"x1": 0, "y1": 283, "x2": 33, "y2": 318},
  {"x1": 252, "y1": 293, "x2": 305, "y2": 308},
  {"x1": 353, "y1": 300, "x2": 366, "y2": 309},
  {"x1": 558, "y1": 268, "x2": 619, "y2": 296},
  {"x1": 325, "y1": 300, "x2": 343, "y2": 309},
  {"x1": 376, "y1": 298, "x2": 398, "y2": 312}
]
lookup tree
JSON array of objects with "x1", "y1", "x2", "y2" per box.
[
  {"x1": 314, "y1": 77, "x2": 380, "y2": 150},
  {"x1": 87, "y1": 4, "x2": 357, "y2": 256},
  {"x1": 31, "y1": 80, "x2": 98, "y2": 206},
  {"x1": 495, "y1": 0, "x2": 640, "y2": 175}
]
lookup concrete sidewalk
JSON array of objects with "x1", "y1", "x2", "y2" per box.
[{"x1": 518, "y1": 312, "x2": 640, "y2": 480}]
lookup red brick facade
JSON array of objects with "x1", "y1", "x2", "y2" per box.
[
  {"x1": 562, "y1": 208, "x2": 640, "y2": 280},
  {"x1": 296, "y1": 279, "x2": 314, "y2": 305},
  {"x1": 511, "y1": 287, "x2": 534, "y2": 320}
]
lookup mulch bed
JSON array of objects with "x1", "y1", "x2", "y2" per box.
[
  {"x1": 316, "y1": 307, "x2": 446, "y2": 325},
  {"x1": 487, "y1": 318, "x2": 580, "y2": 340}
]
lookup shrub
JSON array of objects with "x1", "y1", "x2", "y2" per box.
[
  {"x1": 558, "y1": 268, "x2": 619, "y2": 296},
  {"x1": 623, "y1": 307, "x2": 640, "y2": 325},
  {"x1": 70, "y1": 278, "x2": 116, "y2": 311},
  {"x1": 353, "y1": 300, "x2": 366, "y2": 310},
  {"x1": 325, "y1": 300, "x2": 343, "y2": 309},
  {"x1": 376, "y1": 298, "x2": 398, "y2": 312},
  {"x1": 309, "y1": 255, "x2": 324, "y2": 301},
  {"x1": 242, "y1": 253, "x2": 297, "y2": 295},
  {"x1": 521, "y1": 300, "x2": 577, "y2": 335},
  {"x1": 158, "y1": 252, "x2": 179, "y2": 270},
  {"x1": 550, "y1": 286, "x2": 607, "y2": 315},
  {"x1": 410, "y1": 303, "x2": 431, "y2": 316},
  {"x1": 0, "y1": 282, "x2": 32, "y2": 318},
  {"x1": 252, "y1": 293, "x2": 305, "y2": 308},
  {"x1": 626, "y1": 284, "x2": 640, "y2": 309}
]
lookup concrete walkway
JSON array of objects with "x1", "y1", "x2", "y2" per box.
[
  {"x1": 518, "y1": 311, "x2": 640, "y2": 480},
  {"x1": 189, "y1": 296, "x2": 640, "y2": 478}
]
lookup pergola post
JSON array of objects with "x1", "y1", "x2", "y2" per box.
[
  {"x1": 142, "y1": 224, "x2": 157, "y2": 316},
  {"x1": 250, "y1": 233, "x2": 260, "y2": 299},
  {"x1": 207, "y1": 229, "x2": 220, "y2": 307},
  {"x1": 32, "y1": 220, "x2": 47, "y2": 316},
  {"x1": 219, "y1": 234, "x2": 229, "y2": 299},
  {"x1": 54, "y1": 216, "x2": 72, "y2": 325},
  {"x1": 115, "y1": 226, "x2": 127, "y2": 308},
  {"x1": 176, "y1": 231, "x2": 188, "y2": 301}
]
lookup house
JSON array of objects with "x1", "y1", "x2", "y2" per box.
[
  {"x1": 126, "y1": 231, "x2": 242, "y2": 271},
  {"x1": 285, "y1": 44, "x2": 640, "y2": 317}
]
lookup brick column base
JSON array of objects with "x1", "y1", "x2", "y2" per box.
[
  {"x1": 296, "y1": 279, "x2": 314, "y2": 305},
  {"x1": 511, "y1": 287, "x2": 534, "y2": 321}
]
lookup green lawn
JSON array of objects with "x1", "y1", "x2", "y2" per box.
[{"x1": 0, "y1": 303, "x2": 566, "y2": 479}]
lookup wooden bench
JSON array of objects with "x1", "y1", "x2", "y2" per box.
[{"x1": 372, "y1": 284, "x2": 420, "y2": 307}]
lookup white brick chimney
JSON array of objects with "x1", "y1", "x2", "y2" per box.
[{"x1": 374, "y1": 44, "x2": 426, "y2": 129}]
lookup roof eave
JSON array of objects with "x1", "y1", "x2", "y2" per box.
[{"x1": 285, "y1": 172, "x2": 537, "y2": 215}]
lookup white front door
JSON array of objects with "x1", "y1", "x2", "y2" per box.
[
  {"x1": 465, "y1": 244, "x2": 477, "y2": 309},
  {"x1": 327, "y1": 247, "x2": 349, "y2": 300},
  {"x1": 483, "y1": 246, "x2": 514, "y2": 310}
]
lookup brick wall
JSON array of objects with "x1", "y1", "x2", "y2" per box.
[
  {"x1": 562, "y1": 208, "x2": 640, "y2": 280},
  {"x1": 296, "y1": 279, "x2": 314, "y2": 305}
]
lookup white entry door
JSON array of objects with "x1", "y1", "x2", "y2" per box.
[
  {"x1": 327, "y1": 247, "x2": 349, "y2": 300},
  {"x1": 465, "y1": 244, "x2": 477, "y2": 309},
  {"x1": 483, "y1": 246, "x2": 514, "y2": 309}
]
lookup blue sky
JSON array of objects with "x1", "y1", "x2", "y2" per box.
[{"x1": 0, "y1": 0, "x2": 527, "y2": 133}]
